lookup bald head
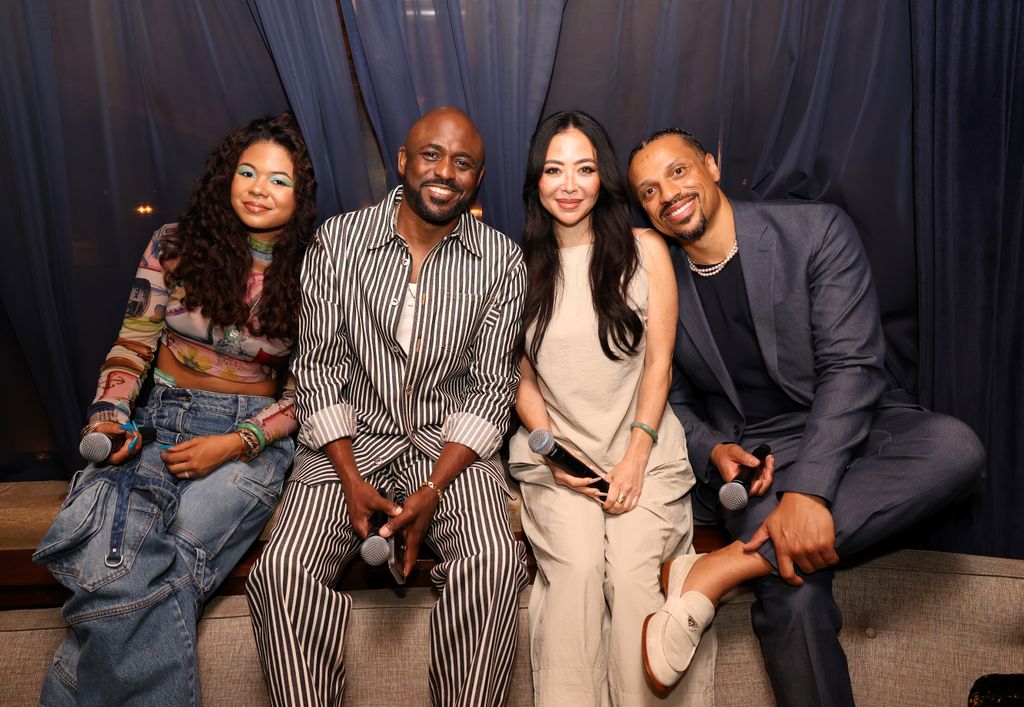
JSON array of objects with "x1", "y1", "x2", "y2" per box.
[
  {"x1": 398, "y1": 107, "x2": 486, "y2": 227},
  {"x1": 404, "y1": 107, "x2": 485, "y2": 164}
]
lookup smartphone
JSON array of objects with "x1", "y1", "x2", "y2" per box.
[{"x1": 387, "y1": 531, "x2": 407, "y2": 585}]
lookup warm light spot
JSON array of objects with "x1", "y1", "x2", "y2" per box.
[
  {"x1": 135, "y1": 204, "x2": 155, "y2": 215},
  {"x1": 469, "y1": 204, "x2": 483, "y2": 220}
]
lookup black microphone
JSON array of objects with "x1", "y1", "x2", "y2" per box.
[
  {"x1": 528, "y1": 429, "x2": 609, "y2": 494},
  {"x1": 718, "y1": 444, "x2": 771, "y2": 511},
  {"x1": 79, "y1": 425, "x2": 157, "y2": 463},
  {"x1": 360, "y1": 510, "x2": 392, "y2": 567}
]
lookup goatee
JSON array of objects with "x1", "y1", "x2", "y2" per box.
[
  {"x1": 677, "y1": 212, "x2": 708, "y2": 243},
  {"x1": 403, "y1": 177, "x2": 471, "y2": 225}
]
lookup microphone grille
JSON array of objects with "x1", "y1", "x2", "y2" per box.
[
  {"x1": 528, "y1": 429, "x2": 555, "y2": 456},
  {"x1": 79, "y1": 432, "x2": 113, "y2": 463},
  {"x1": 360, "y1": 535, "x2": 391, "y2": 566},
  {"x1": 718, "y1": 481, "x2": 749, "y2": 511}
]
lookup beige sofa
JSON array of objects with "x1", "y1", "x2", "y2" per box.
[{"x1": 3, "y1": 483, "x2": 1023, "y2": 705}]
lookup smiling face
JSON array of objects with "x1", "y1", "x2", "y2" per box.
[
  {"x1": 398, "y1": 108, "x2": 485, "y2": 227},
  {"x1": 230, "y1": 140, "x2": 297, "y2": 240},
  {"x1": 538, "y1": 128, "x2": 600, "y2": 232},
  {"x1": 628, "y1": 134, "x2": 722, "y2": 243}
]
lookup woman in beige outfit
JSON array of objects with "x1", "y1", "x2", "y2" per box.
[{"x1": 509, "y1": 110, "x2": 714, "y2": 706}]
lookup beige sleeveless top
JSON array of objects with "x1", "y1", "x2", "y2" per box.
[{"x1": 508, "y1": 242, "x2": 691, "y2": 477}]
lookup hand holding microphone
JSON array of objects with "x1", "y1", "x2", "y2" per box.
[
  {"x1": 718, "y1": 444, "x2": 772, "y2": 511},
  {"x1": 80, "y1": 421, "x2": 157, "y2": 463},
  {"x1": 360, "y1": 509, "x2": 392, "y2": 566},
  {"x1": 358, "y1": 488, "x2": 406, "y2": 584},
  {"x1": 528, "y1": 429, "x2": 610, "y2": 494}
]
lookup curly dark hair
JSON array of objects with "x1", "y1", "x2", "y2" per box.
[
  {"x1": 163, "y1": 112, "x2": 316, "y2": 343},
  {"x1": 521, "y1": 110, "x2": 643, "y2": 362}
]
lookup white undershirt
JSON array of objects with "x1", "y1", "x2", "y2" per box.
[{"x1": 396, "y1": 282, "x2": 418, "y2": 354}]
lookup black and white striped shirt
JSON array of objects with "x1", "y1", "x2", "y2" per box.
[{"x1": 292, "y1": 187, "x2": 526, "y2": 487}]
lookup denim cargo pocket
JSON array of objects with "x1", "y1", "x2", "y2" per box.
[
  {"x1": 232, "y1": 437, "x2": 292, "y2": 508},
  {"x1": 33, "y1": 478, "x2": 110, "y2": 569},
  {"x1": 33, "y1": 477, "x2": 163, "y2": 592}
]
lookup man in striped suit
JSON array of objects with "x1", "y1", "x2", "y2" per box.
[{"x1": 247, "y1": 107, "x2": 529, "y2": 706}]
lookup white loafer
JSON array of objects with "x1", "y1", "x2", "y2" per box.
[{"x1": 642, "y1": 554, "x2": 715, "y2": 696}]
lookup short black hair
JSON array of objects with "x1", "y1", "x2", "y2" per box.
[{"x1": 628, "y1": 127, "x2": 707, "y2": 165}]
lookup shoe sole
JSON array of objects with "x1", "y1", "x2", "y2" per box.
[{"x1": 642, "y1": 612, "x2": 672, "y2": 698}]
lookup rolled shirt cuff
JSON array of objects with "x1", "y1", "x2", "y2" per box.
[
  {"x1": 298, "y1": 402, "x2": 358, "y2": 450},
  {"x1": 441, "y1": 411, "x2": 501, "y2": 460}
]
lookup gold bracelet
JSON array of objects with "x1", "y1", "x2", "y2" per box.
[
  {"x1": 80, "y1": 420, "x2": 107, "y2": 439},
  {"x1": 420, "y1": 481, "x2": 443, "y2": 503}
]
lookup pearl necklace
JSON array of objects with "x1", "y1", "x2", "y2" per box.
[{"x1": 687, "y1": 241, "x2": 739, "y2": 278}]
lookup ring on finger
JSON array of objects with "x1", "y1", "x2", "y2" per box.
[
  {"x1": 616, "y1": 493, "x2": 626, "y2": 504},
  {"x1": 184, "y1": 469, "x2": 191, "y2": 479}
]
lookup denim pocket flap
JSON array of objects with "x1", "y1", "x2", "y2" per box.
[
  {"x1": 232, "y1": 464, "x2": 283, "y2": 509},
  {"x1": 33, "y1": 479, "x2": 110, "y2": 567}
]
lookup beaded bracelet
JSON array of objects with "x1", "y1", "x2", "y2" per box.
[{"x1": 629, "y1": 420, "x2": 659, "y2": 445}]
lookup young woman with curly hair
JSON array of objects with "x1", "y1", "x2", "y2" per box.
[
  {"x1": 34, "y1": 113, "x2": 316, "y2": 706},
  {"x1": 508, "y1": 111, "x2": 712, "y2": 706}
]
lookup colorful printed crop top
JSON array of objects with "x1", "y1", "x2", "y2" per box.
[{"x1": 87, "y1": 223, "x2": 297, "y2": 443}]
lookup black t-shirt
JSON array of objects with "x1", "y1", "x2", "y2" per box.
[{"x1": 692, "y1": 254, "x2": 805, "y2": 424}]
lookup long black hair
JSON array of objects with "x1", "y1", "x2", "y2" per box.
[
  {"x1": 521, "y1": 110, "x2": 643, "y2": 362},
  {"x1": 164, "y1": 112, "x2": 316, "y2": 343}
]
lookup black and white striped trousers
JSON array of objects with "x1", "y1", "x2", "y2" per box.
[{"x1": 247, "y1": 445, "x2": 529, "y2": 706}]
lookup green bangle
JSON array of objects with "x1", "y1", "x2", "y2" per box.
[
  {"x1": 630, "y1": 421, "x2": 659, "y2": 444},
  {"x1": 236, "y1": 421, "x2": 267, "y2": 451}
]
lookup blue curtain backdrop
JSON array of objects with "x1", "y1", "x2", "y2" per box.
[
  {"x1": 910, "y1": 0, "x2": 1024, "y2": 559},
  {"x1": 542, "y1": 0, "x2": 919, "y2": 393},
  {"x1": 337, "y1": 0, "x2": 567, "y2": 240},
  {"x1": 540, "y1": 0, "x2": 1022, "y2": 559},
  {"x1": 0, "y1": 0, "x2": 1020, "y2": 559},
  {"x1": 248, "y1": 0, "x2": 379, "y2": 219},
  {"x1": 0, "y1": 0, "x2": 290, "y2": 469}
]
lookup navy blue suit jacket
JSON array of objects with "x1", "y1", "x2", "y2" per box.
[{"x1": 669, "y1": 200, "x2": 888, "y2": 503}]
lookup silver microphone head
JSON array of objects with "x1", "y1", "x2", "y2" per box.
[
  {"x1": 360, "y1": 535, "x2": 391, "y2": 566},
  {"x1": 79, "y1": 431, "x2": 113, "y2": 463},
  {"x1": 718, "y1": 481, "x2": 749, "y2": 511},
  {"x1": 528, "y1": 428, "x2": 556, "y2": 456}
]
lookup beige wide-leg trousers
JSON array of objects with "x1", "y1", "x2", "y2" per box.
[{"x1": 512, "y1": 461, "x2": 716, "y2": 707}]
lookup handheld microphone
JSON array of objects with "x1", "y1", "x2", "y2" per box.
[
  {"x1": 358, "y1": 489, "x2": 405, "y2": 584},
  {"x1": 79, "y1": 425, "x2": 157, "y2": 463},
  {"x1": 360, "y1": 510, "x2": 392, "y2": 567},
  {"x1": 718, "y1": 444, "x2": 771, "y2": 511},
  {"x1": 528, "y1": 429, "x2": 609, "y2": 494}
]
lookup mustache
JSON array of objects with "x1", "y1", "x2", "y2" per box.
[{"x1": 421, "y1": 178, "x2": 464, "y2": 195}]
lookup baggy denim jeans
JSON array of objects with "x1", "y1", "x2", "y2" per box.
[{"x1": 33, "y1": 387, "x2": 293, "y2": 707}]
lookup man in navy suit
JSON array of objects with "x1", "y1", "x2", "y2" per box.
[{"x1": 627, "y1": 128, "x2": 985, "y2": 706}]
